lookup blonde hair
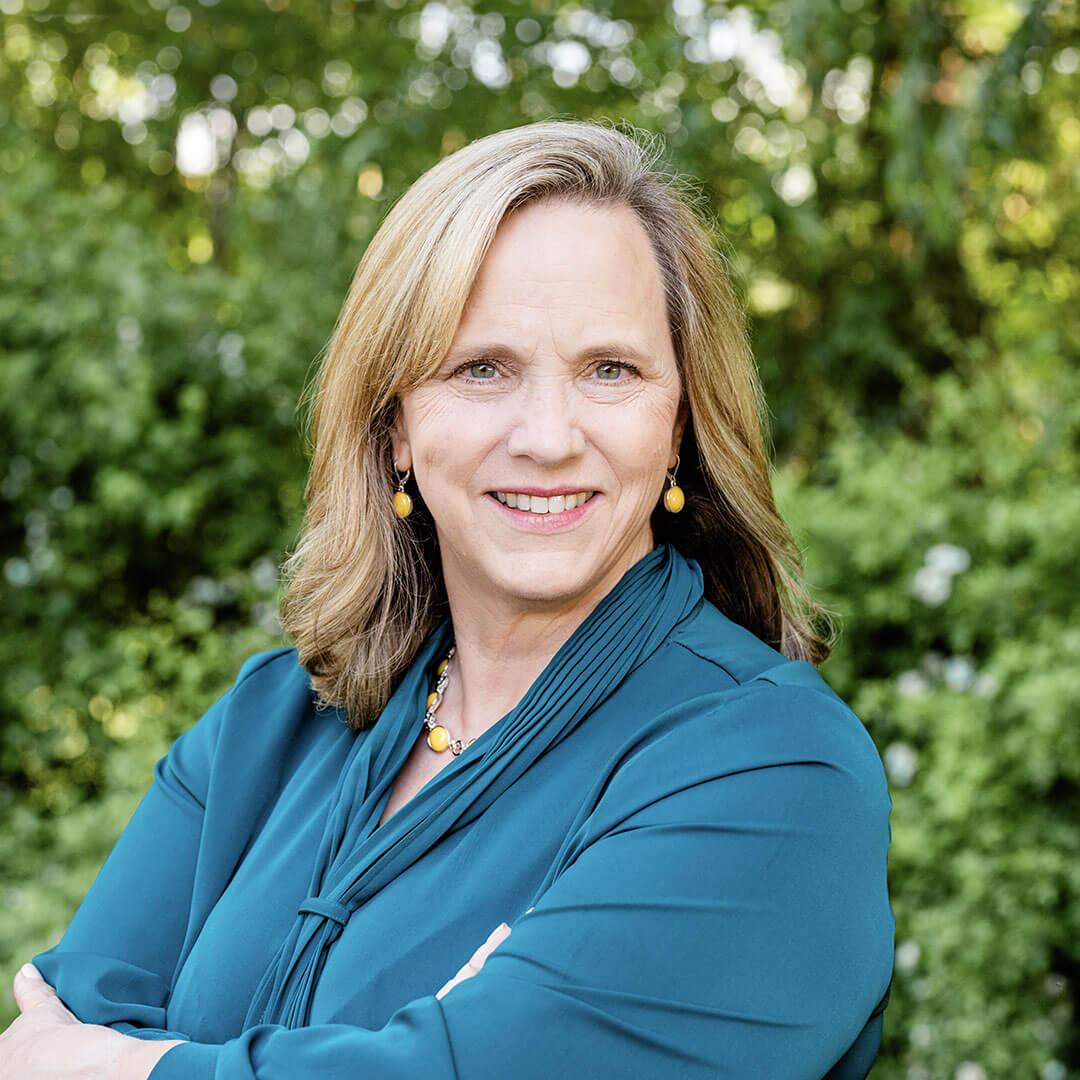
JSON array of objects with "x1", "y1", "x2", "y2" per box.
[{"x1": 280, "y1": 117, "x2": 837, "y2": 732}]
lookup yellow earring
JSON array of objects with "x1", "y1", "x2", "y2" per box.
[
  {"x1": 662, "y1": 454, "x2": 685, "y2": 514},
  {"x1": 392, "y1": 462, "x2": 413, "y2": 519}
]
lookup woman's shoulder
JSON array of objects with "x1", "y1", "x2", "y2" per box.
[
  {"x1": 560, "y1": 606, "x2": 892, "y2": 892},
  {"x1": 668, "y1": 595, "x2": 807, "y2": 685},
  {"x1": 652, "y1": 598, "x2": 889, "y2": 802},
  {"x1": 228, "y1": 643, "x2": 350, "y2": 722},
  {"x1": 171, "y1": 645, "x2": 351, "y2": 796},
  {"x1": 152, "y1": 647, "x2": 319, "y2": 809},
  {"x1": 233, "y1": 645, "x2": 304, "y2": 690},
  {"x1": 209, "y1": 645, "x2": 342, "y2": 745}
]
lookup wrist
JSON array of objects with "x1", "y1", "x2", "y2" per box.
[{"x1": 117, "y1": 1036, "x2": 187, "y2": 1080}]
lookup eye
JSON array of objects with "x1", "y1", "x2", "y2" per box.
[
  {"x1": 592, "y1": 361, "x2": 640, "y2": 382},
  {"x1": 454, "y1": 360, "x2": 500, "y2": 382}
]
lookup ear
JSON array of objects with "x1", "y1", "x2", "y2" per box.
[
  {"x1": 390, "y1": 398, "x2": 412, "y2": 473},
  {"x1": 670, "y1": 397, "x2": 689, "y2": 470}
]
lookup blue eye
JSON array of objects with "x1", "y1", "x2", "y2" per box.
[
  {"x1": 454, "y1": 361, "x2": 498, "y2": 382},
  {"x1": 594, "y1": 361, "x2": 638, "y2": 381}
]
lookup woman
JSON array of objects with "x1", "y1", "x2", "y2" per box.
[{"x1": 7, "y1": 119, "x2": 894, "y2": 1078}]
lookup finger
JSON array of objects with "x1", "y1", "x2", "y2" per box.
[
  {"x1": 465, "y1": 923, "x2": 507, "y2": 971},
  {"x1": 436, "y1": 923, "x2": 511, "y2": 1000},
  {"x1": 13, "y1": 964, "x2": 58, "y2": 1013},
  {"x1": 475, "y1": 921, "x2": 511, "y2": 962}
]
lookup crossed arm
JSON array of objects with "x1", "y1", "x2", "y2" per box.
[
  {"x1": 4, "y1": 905, "x2": 514, "y2": 1078},
  {"x1": 9, "y1": 676, "x2": 895, "y2": 1079}
]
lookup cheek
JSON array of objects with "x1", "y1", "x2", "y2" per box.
[
  {"x1": 596, "y1": 401, "x2": 676, "y2": 475},
  {"x1": 411, "y1": 398, "x2": 500, "y2": 484}
]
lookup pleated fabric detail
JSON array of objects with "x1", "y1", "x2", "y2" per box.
[{"x1": 242, "y1": 542, "x2": 705, "y2": 1030}]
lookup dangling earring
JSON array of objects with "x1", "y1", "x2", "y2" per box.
[
  {"x1": 662, "y1": 453, "x2": 685, "y2": 514},
  {"x1": 392, "y1": 461, "x2": 413, "y2": 519}
]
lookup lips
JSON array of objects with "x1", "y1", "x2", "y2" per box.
[
  {"x1": 491, "y1": 490, "x2": 596, "y2": 514},
  {"x1": 485, "y1": 490, "x2": 599, "y2": 530}
]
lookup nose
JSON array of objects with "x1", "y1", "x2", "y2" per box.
[{"x1": 504, "y1": 373, "x2": 586, "y2": 464}]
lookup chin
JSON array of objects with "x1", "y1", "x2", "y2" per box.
[{"x1": 486, "y1": 553, "x2": 593, "y2": 603}]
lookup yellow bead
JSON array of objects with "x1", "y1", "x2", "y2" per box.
[
  {"x1": 393, "y1": 491, "x2": 413, "y2": 518},
  {"x1": 436, "y1": 658, "x2": 449, "y2": 675},
  {"x1": 426, "y1": 691, "x2": 440, "y2": 709},
  {"x1": 426, "y1": 725, "x2": 450, "y2": 753},
  {"x1": 663, "y1": 484, "x2": 685, "y2": 513}
]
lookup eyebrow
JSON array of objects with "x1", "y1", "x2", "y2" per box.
[{"x1": 445, "y1": 341, "x2": 654, "y2": 366}]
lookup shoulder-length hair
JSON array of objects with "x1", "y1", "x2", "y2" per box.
[{"x1": 279, "y1": 117, "x2": 837, "y2": 732}]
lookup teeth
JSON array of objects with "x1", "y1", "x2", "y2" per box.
[{"x1": 493, "y1": 491, "x2": 595, "y2": 515}]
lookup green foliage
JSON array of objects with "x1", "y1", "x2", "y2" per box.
[
  {"x1": 1, "y1": 1, "x2": 1077, "y2": 1075},
  {"x1": 777, "y1": 355, "x2": 1079, "y2": 1074}
]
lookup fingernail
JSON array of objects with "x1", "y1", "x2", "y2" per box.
[{"x1": 20, "y1": 963, "x2": 40, "y2": 979}]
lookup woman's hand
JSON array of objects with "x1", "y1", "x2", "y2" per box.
[
  {"x1": 5, "y1": 918, "x2": 526, "y2": 1073},
  {"x1": 436, "y1": 921, "x2": 513, "y2": 1000},
  {"x1": 2, "y1": 963, "x2": 184, "y2": 1079}
]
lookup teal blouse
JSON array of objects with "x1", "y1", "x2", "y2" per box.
[{"x1": 32, "y1": 544, "x2": 894, "y2": 1078}]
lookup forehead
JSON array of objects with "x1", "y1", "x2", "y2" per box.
[{"x1": 452, "y1": 200, "x2": 671, "y2": 354}]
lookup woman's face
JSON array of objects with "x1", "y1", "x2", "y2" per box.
[{"x1": 391, "y1": 198, "x2": 688, "y2": 614}]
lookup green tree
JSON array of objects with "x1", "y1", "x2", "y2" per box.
[{"x1": 2, "y1": 2, "x2": 1077, "y2": 1074}]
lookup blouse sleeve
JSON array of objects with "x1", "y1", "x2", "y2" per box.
[
  {"x1": 30, "y1": 650, "x2": 285, "y2": 1042},
  {"x1": 148, "y1": 683, "x2": 896, "y2": 1079}
]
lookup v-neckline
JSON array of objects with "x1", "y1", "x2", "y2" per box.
[{"x1": 371, "y1": 731, "x2": 459, "y2": 834}]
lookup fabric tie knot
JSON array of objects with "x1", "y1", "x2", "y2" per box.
[{"x1": 297, "y1": 895, "x2": 350, "y2": 927}]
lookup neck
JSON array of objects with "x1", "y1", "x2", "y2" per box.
[{"x1": 436, "y1": 537, "x2": 656, "y2": 743}]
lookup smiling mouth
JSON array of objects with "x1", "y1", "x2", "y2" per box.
[{"x1": 488, "y1": 491, "x2": 597, "y2": 515}]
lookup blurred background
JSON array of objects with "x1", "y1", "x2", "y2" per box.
[{"x1": 1, "y1": 1, "x2": 1077, "y2": 1075}]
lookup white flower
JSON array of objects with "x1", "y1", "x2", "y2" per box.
[
  {"x1": 926, "y1": 543, "x2": 971, "y2": 576},
  {"x1": 911, "y1": 566, "x2": 952, "y2": 606},
  {"x1": 910, "y1": 1021, "x2": 932, "y2": 1046},
  {"x1": 250, "y1": 556, "x2": 280, "y2": 591},
  {"x1": 884, "y1": 742, "x2": 918, "y2": 787},
  {"x1": 895, "y1": 940, "x2": 921, "y2": 972},
  {"x1": 186, "y1": 576, "x2": 224, "y2": 605},
  {"x1": 943, "y1": 656, "x2": 976, "y2": 692},
  {"x1": 897, "y1": 670, "x2": 930, "y2": 697},
  {"x1": 921, "y1": 651, "x2": 946, "y2": 677}
]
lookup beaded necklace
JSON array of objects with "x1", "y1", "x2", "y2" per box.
[{"x1": 423, "y1": 644, "x2": 476, "y2": 755}]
